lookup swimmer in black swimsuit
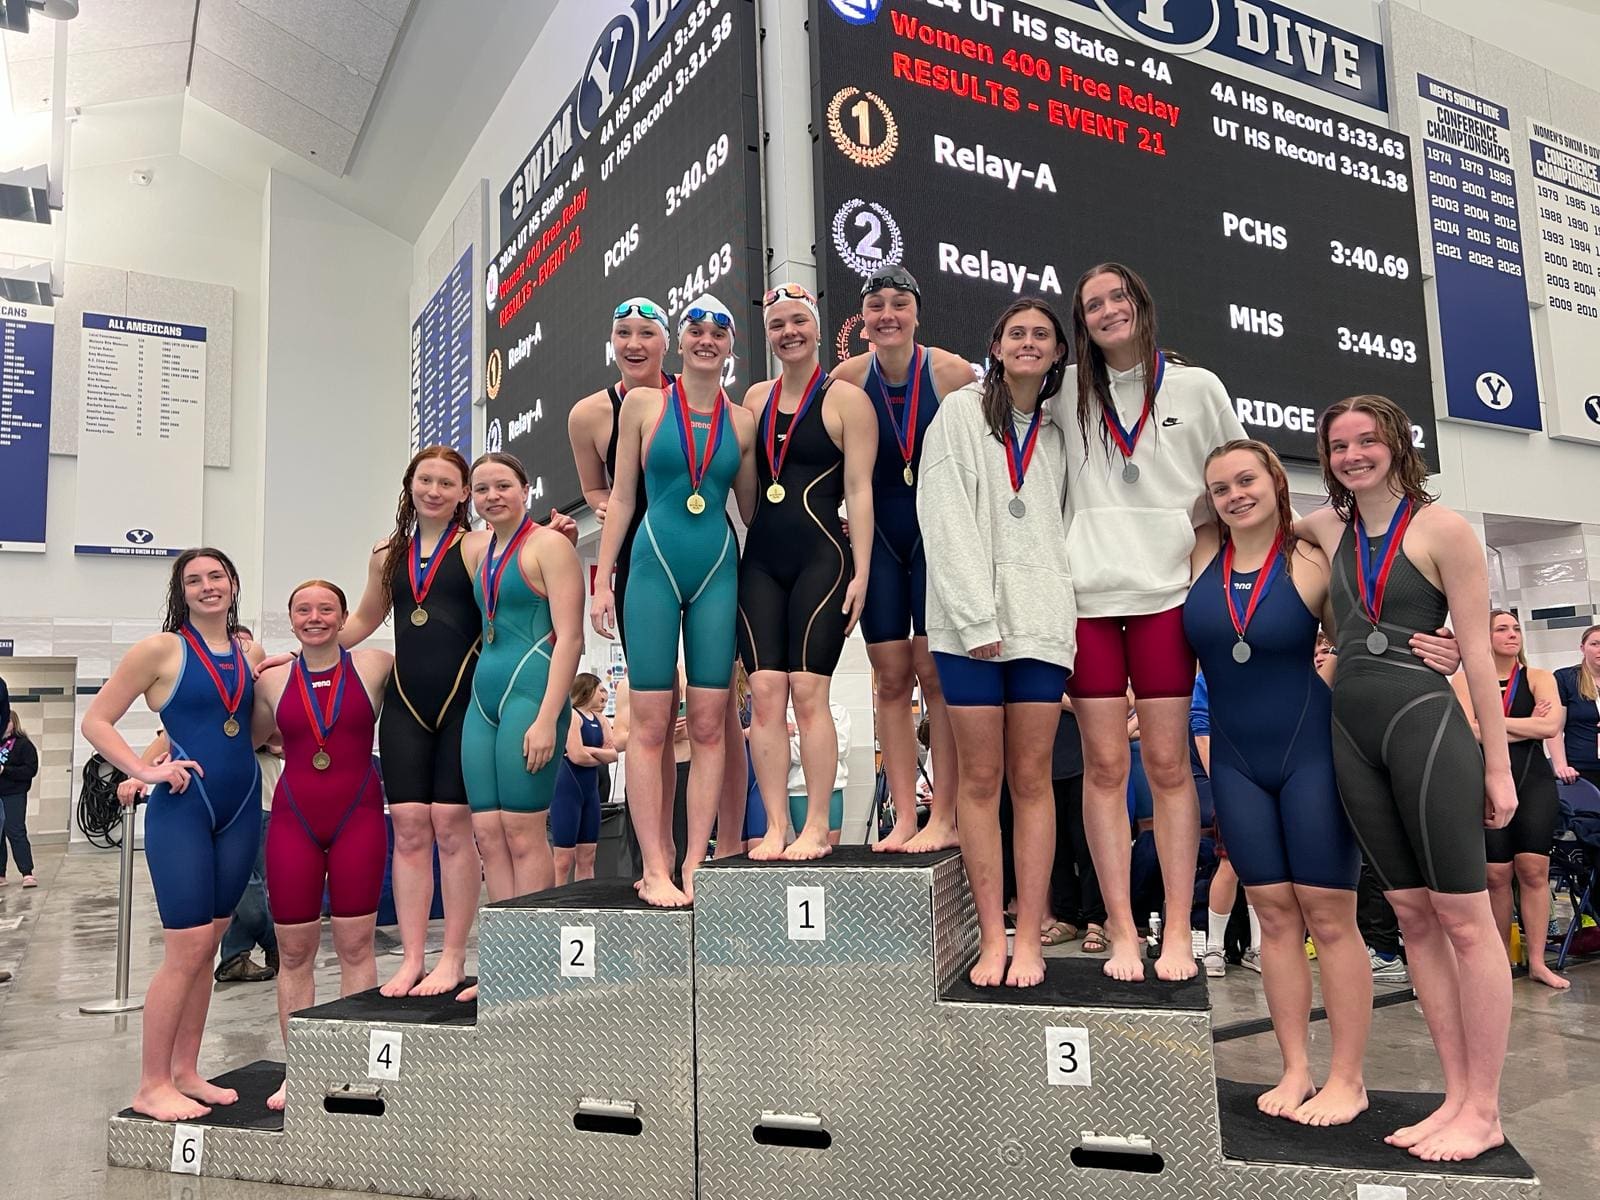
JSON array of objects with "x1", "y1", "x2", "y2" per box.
[
  {"x1": 1450, "y1": 610, "x2": 1569, "y2": 990},
  {"x1": 1301, "y1": 394, "x2": 1517, "y2": 1163},
  {"x1": 739, "y1": 284, "x2": 877, "y2": 861}
]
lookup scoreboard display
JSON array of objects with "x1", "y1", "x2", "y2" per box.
[
  {"x1": 485, "y1": 0, "x2": 762, "y2": 513},
  {"x1": 810, "y1": 0, "x2": 1438, "y2": 466}
]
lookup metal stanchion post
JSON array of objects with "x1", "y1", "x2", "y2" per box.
[{"x1": 81, "y1": 800, "x2": 144, "y2": 1015}]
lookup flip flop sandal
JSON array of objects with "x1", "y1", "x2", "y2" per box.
[
  {"x1": 1041, "y1": 921, "x2": 1080, "y2": 946},
  {"x1": 1081, "y1": 924, "x2": 1108, "y2": 954}
]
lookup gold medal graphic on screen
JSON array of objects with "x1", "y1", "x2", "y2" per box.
[
  {"x1": 828, "y1": 87, "x2": 898, "y2": 169},
  {"x1": 485, "y1": 347, "x2": 503, "y2": 401}
]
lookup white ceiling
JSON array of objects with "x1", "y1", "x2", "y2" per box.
[{"x1": 3, "y1": 0, "x2": 196, "y2": 114}]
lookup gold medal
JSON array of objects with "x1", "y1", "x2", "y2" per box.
[
  {"x1": 903, "y1": 464, "x2": 914, "y2": 486},
  {"x1": 486, "y1": 621, "x2": 496, "y2": 644},
  {"x1": 222, "y1": 718, "x2": 240, "y2": 738},
  {"x1": 766, "y1": 482, "x2": 786, "y2": 504},
  {"x1": 312, "y1": 750, "x2": 332, "y2": 771},
  {"x1": 410, "y1": 607, "x2": 429, "y2": 627},
  {"x1": 686, "y1": 492, "x2": 707, "y2": 515}
]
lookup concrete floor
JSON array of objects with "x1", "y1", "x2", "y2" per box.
[{"x1": 1, "y1": 844, "x2": 1595, "y2": 1199}]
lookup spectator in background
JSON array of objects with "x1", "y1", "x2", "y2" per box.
[
  {"x1": 0, "y1": 707, "x2": 40, "y2": 888},
  {"x1": 786, "y1": 702, "x2": 851, "y2": 847},
  {"x1": 1048, "y1": 698, "x2": 1099, "y2": 949},
  {"x1": 1550, "y1": 624, "x2": 1600, "y2": 791}
]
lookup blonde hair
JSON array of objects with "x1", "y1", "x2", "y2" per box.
[{"x1": 1580, "y1": 625, "x2": 1600, "y2": 703}]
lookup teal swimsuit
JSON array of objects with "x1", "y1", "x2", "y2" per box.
[
  {"x1": 624, "y1": 385, "x2": 741, "y2": 691},
  {"x1": 463, "y1": 536, "x2": 571, "y2": 814}
]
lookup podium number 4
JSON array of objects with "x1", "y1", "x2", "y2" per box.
[
  {"x1": 368, "y1": 1029, "x2": 403, "y2": 1080},
  {"x1": 1046, "y1": 1026, "x2": 1092, "y2": 1087},
  {"x1": 562, "y1": 925, "x2": 596, "y2": 978},
  {"x1": 787, "y1": 886, "x2": 826, "y2": 941},
  {"x1": 169, "y1": 1123, "x2": 204, "y2": 1175}
]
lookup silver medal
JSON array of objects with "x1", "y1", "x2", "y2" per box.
[
  {"x1": 1008, "y1": 496, "x2": 1026, "y2": 518},
  {"x1": 1365, "y1": 628, "x2": 1390, "y2": 655},
  {"x1": 1122, "y1": 461, "x2": 1140, "y2": 484},
  {"x1": 1232, "y1": 641, "x2": 1252, "y2": 664}
]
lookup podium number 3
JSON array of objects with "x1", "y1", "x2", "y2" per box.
[
  {"x1": 170, "y1": 1124, "x2": 204, "y2": 1175},
  {"x1": 1045, "y1": 1026, "x2": 1092, "y2": 1087},
  {"x1": 368, "y1": 1029, "x2": 403, "y2": 1080},
  {"x1": 787, "y1": 886, "x2": 826, "y2": 941},
  {"x1": 562, "y1": 925, "x2": 596, "y2": 978}
]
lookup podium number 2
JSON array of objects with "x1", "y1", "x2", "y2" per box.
[
  {"x1": 562, "y1": 925, "x2": 596, "y2": 978},
  {"x1": 368, "y1": 1029, "x2": 403, "y2": 1080},
  {"x1": 787, "y1": 886, "x2": 826, "y2": 941},
  {"x1": 170, "y1": 1124, "x2": 204, "y2": 1175},
  {"x1": 1045, "y1": 1026, "x2": 1092, "y2": 1087}
]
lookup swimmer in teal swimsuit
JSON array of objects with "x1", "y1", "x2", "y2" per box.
[
  {"x1": 592, "y1": 294, "x2": 758, "y2": 906},
  {"x1": 459, "y1": 452, "x2": 584, "y2": 914}
]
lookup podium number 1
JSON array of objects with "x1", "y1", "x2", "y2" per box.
[
  {"x1": 562, "y1": 925, "x2": 596, "y2": 978},
  {"x1": 170, "y1": 1124, "x2": 204, "y2": 1175},
  {"x1": 1045, "y1": 1026, "x2": 1092, "y2": 1087},
  {"x1": 787, "y1": 886, "x2": 826, "y2": 941},
  {"x1": 368, "y1": 1029, "x2": 403, "y2": 1080}
]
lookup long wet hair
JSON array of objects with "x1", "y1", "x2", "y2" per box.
[
  {"x1": 162, "y1": 547, "x2": 242, "y2": 635},
  {"x1": 979, "y1": 298, "x2": 1069, "y2": 441},
  {"x1": 1489, "y1": 609, "x2": 1528, "y2": 670},
  {"x1": 1315, "y1": 394, "x2": 1435, "y2": 520},
  {"x1": 379, "y1": 447, "x2": 472, "y2": 609},
  {"x1": 1071, "y1": 262, "x2": 1184, "y2": 454},
  {"x1": 1203, "y1": 439, "x2": 1299, "y2": 576}
]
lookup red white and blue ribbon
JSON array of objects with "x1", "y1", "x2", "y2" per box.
[
  {"x1": 1102, "y1": 350, "x2": 1166, "y2": 461},
  {"x1": 481, "y1": 516, "x2": 535, "y2": 627},
  {"x1": 1353, "y1": 499, "x2": 1415, "y2": 629},
  {"x1": 1004, "y1": 405, "x2": 1044, "y2": 496},
  {"x1": 671, "y1": 378, "x2": 727, "y2": 495},
  {"x1": 293, "y1": 649, "x2": 349, "y2": 753},
  {"x1": 1223, "y1": 532, "x2": 1284, "y2": 643},
  {"x1": 763, "y1": 365, "x2": 825, "y2": 480}
]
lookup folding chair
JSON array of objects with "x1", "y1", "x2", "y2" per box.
[{"x1": 1551, "y1": 777, "x2": 1600, "y2": 970}]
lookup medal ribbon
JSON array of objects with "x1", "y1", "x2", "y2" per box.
[
  {"x1": 871, "y1": 344, "x2": 924, "y2": 473},
  {"x1": 1102, "y1": 350, "x2": 1166, "y2": 462},
  {"x1": 1004, "y1": 405, "x2": 1044, "y2": 495},
  {"x1": 1501, "y1": 664, "x2": 1523, "y2": 718},
  {"x1": 481, "y1": 516, "x2": 535, "y2": 627},
  {"x1": 179, "y1": 624, "x2": 246, "y2": 722},
  {"x1": 763, "y1": 366, "x2": 825, "y2": 481},
  {"x1": 408, "y1": 524, "x2": 457, "y2": 608},
  {"x1": 1223, "y1": 533, "x2": 1284, "y2": 642},
  {"x1": 1353, "y1": 499, "x2": 1415, "y2": 628},
  {"x1": 671, "y1": 378, "x2": 727, "y2": 495},
  {"x1": 293, "y1": 649, "x2": 349, "y2": 755}
]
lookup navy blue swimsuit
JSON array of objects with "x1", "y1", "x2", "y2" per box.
[
  {"x1": 860, "y1": 347, "x2": 941, "y2": 644},
  {"x1": 146, "y1": 633, "x2": 263, "y2": 929},
  {"x1": 1183, "y1": 552, "x2": 1359, "y2": 891},
  {"x1": 550, "y1": 711, "x2": 603, "y2": 848}
]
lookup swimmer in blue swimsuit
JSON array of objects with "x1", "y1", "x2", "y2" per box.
[
  {"x1": 83, "y1": 548, "x2": 265, "y2": 1123},
  {"x1": 830, "y1": 266, "x2": 976, "y2": 853}
]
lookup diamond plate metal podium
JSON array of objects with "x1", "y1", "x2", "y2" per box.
[
  {"x1": 107, "y1": 878, "x2": 696, "y2": 1200},
  {"x1": 108, "y1": 849, "x2": 1540, "y2": 1199}
]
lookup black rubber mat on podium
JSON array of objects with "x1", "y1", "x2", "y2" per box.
[
  {"x1": 490, "y1": 878, "x2": 661, "y2": 911},
  {"x1": 1218, "y1": 1079, "x2": 1534, "y2": 1178},
  {"x1": 941, "y1": 953, "x2": 1210, "y2": 1010},
  {"x1": 698, "y1": 845, "x2": 960, "y2": 871},
  {"x1": 117, "y1": 1060, "x2": 285, "y2": 1131},
  {"x1": 295, "y1": 980, "x2": 477, "y2": 1025}
]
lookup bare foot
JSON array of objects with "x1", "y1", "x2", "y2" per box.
[
  {"x1": 456, "y1": 983, "x2": 478, "y2": 1003},
  {"x1": 266, "y1": 1081, "x2": 287, "y2": 1113},
  {"x1": 379, "y1": 959, "x2": 427, "y2": 998},
  {"x1": 1411, "y1": 1110, "x2": 1504, "y2": 1162},
  {"x1": 130, "y1": 1083, "x2": 211, "y2": 1123},
  {"x1": 1103, "y1": 929, "x2": 1146, "y2": 982},
  {"x1": 969, "y1": 937, "x2": 1008, "y2": 987},
  {"x1": 1294, "y1": 1078, "x2": 1368, "y2": 1127},
  {"x1": 900, "y1": 818, "x2": 959, "y2": 854},
  {"x1": 1005, "y1": 944, "x2": 1046, "y2": 988},
  {"x1": 409, "y1": 955, "x2": 467, "y2": 998},
  {"x1": 1528, "y1": 963, "x2": 1571, "y2": 991},
  {"x1": 1386, "y1": 1097, "x2": 1462, "y2": 1149},
  {"x1": 783, "y1": 828, "x2": 833, "y2": 861},
  {"x1": 174, "y1": 1074, "x2": 238, "y2": 1107},
  {"x1": 638, "y1": 875, "x2": 691, "y2": 908},
  {"x1": 1256, "y1": 1069, "x2": 1315, "y2": 1118},
  {"x1": 872, "y1": 818, "x2": 918, "y2": 852},
  {"x1": 748, "y1": 831, "x2": 787, "y2": 861},
  {"x1": 1154, "y1": 943, "x2": 1199, "y2": 982},
  {"x1": 680, "y1": 857, "x2": 705, "y2": 901}
]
